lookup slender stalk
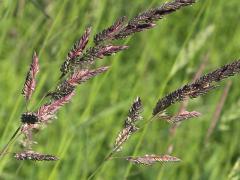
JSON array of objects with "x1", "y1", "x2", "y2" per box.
[
  {"x1": 87, "y1": 115, "x2": 155, "y2": 179},
  {"x1": 167, "y1": 53, "x2": 209, "y2": 153},
  {"x1": 0, "y1": 126, "x2": 21, "y2": 158},
  {"x1": 205, "y1": 80, "x2": 232, "y2": 144},
  {"x1": 87, "y1": 147, "x2": 118, "y2": 180}
]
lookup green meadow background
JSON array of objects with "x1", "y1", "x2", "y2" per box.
[{"x1": 0, "y1": 0, "x2": 239, "y2": 179}]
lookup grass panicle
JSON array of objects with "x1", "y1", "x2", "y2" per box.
[
  {"x1": 153, "y1": 60, "x2": 240, "y2": 116},
  {"x1": 1, "y1": 1, "x2": 239, "y2": 177},
  {"x1": 3, "y1": 0, "x2": 196, "y2": 160}
]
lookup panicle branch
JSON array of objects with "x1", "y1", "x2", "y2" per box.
[
  {"x1": 67, "y1": 27, "x2": 92, "y2": 61},
  {"x1": 22, "y1": 51, "x2": 40, "y2": 102},
  {"x1": 114, "y1": 97, "x2": 143, "y2": 152},
  {"x1": 36, "y1": 91, "x2": 75, "y2": 122},
  {"x1": 114, "y1": 125, "x2": 138, "y2": 152},
  {"x1": 115, "y1": 0, "x2": 196, "y2": 39},
  {"x1": 95, "y1": 0, "x2": 196, "y2": 41},
  {"x1": 78, "y1": 45, "x2": 128, "y2": 63},
  {"x1": 49, "y1": 66, "x2": 109, "y2": 100},
  {"x1": 94, "y1": 17, "x2": 127, "y2": 45},
  {"x1": 60, "y1": 27, "x2": 92, "y2": 78},
  {"x1": 60, "y1": 0, "x2": 195, "y2": 78},
  {"x1": 153, "y1": 60, "x2": 240, "y2": 116},
  {"x1": 125, "y1": 97, "x2": 143, "y2": 127},
  {"x1": 14, "y1": 150, "x2": 58, "y2": 161},
  {"x1": 126, "y1": 154, "x2": 181, "y2": 165},
  {"x1": 67, "y1": 66, "x2": 109, "y2": 86},
  {"x1": 130, "y1": 0, "x2": 196, "y2": 24},
  {"x1": 60, "y1": 44, "x2": 127, "y2": 78},
  {"x1": 159, "y1": 110, "x2": 201, "y2": 123}
]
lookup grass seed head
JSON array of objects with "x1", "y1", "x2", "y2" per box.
[
  {"x1": 14, "y1": 151, "x2": 58, "y2": 161},
  {"x1": 127, "y1": 154, "x2": 181, "y2": 165}
]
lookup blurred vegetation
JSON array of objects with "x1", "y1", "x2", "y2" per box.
[{"x1": 0, "y1": 0, "x2": 239, "y2": 179}]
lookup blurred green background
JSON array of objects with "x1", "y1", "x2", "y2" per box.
[{"x1": 0, "y1": 0, "x2": 239, "y2": 179}]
